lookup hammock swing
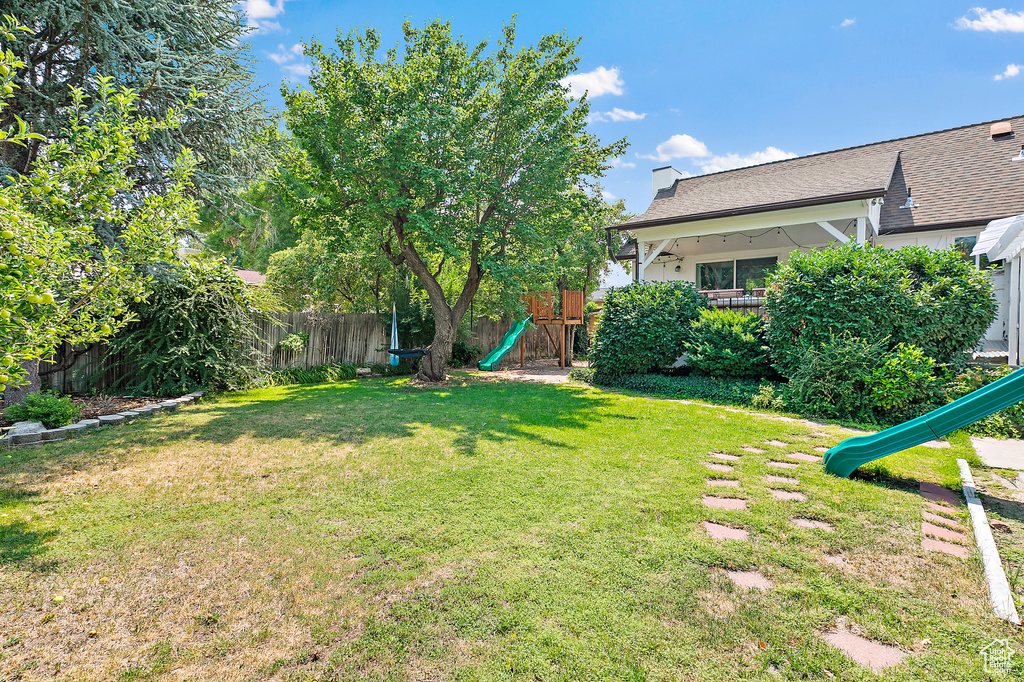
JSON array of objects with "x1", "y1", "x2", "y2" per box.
[{"x1": 388, "y1": 304, "x2": 430, "y2": 363}]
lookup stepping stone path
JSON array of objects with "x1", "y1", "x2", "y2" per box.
[
  {"x1": 703, "y1": 521, "x2": 748, "y2": 541},
  {"x1": 726, "y1": 570, "x2": 772, "y2": 591},
  {"x1": 703, "y1": 496, "x2": 747, "y2": 510},
  {"x1": 711, "y1": 452, "x2": 741, "y2": 461},
  {"x1": 698, "y1": 438, "x2": 915, "y2": 672},
  {"x1": 921, "y1": 521, "x2": 968, "y2": 544},
  {"x1": 813, "y1": 446, "x2": 829, "y2": 453},
  {"x1": 822, "y1": 631, "x2": 905, "y2": 673},
  {"x1": 921, "y1": 511, "x2": 961, "y2": 528},
  {"x1": 705, "y1": 462, "x2": 734, "y2": 473},
  {"x1": 785, "y1": 452, "x2": 822, "y2": 463},
  {"x1": 917, "y1": 482, "x2": 971, "y2": 558},
  {"x1": 793, "y1": 518, "x2": 834, "y2": 532},
  {"x1": 767, "y1": 461, "x2": 799, "y2": 470}
]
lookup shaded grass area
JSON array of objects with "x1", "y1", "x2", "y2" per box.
[{"x1": 0, "y1": 377, "x2": 1021, "y2": 680}]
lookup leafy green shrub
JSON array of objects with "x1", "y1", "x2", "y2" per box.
[
  {"x1": 5, "y1": 391, "x2": 81, "y2": 428},
  {"x1": 785, "y1": 334, "x2": 938, "y2": 423},
  {"x1": 106, "y1": 256, "x2": 275, "y2": 396},
  {"x1": 865, "y1": 343, "x2": 937, "y2": 412},
  {"x1": 449, "y1": 340, "x2": 483, "y2": 367},
  {"x1": 687, "y1": 309, "x2": 772, "y2": 379},
  {"x1": 599, "y1": 372, "x2": 775, "y2": 407},
  {"x1": 272, "y1": 362, "x2": 357, "y2": 385},
  {"x1": 567, "y1": 367, "x2": 596, "y2": 384},
  {"x1": 784, "y1": 334, "x2": 881, "y2": 421},
  {"x1": 590, "y1": 282, "x2": 708, "y2": 378},
  {"x1": 277, "y1": 332, "x2": 308, "y2": 354},
  {"x1": 945, "y1": 365, "x2": 1024, "y2": 438},
  {"x1": 750, "y1": 383, "x2": 785, "y2": 412},
  {"x1": 765, "y1": 244, "x2": 995, "y2": 376}
]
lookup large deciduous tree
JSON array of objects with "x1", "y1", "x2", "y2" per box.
[
  {"x1": 284, "y1": 19, "x2": 625, "y2": 381},
  {"x1": 0, "y1": 0, "x2": 277, "y2": 206}
]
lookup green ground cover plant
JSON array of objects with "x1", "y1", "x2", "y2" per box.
[
  {"x1": 2, "y1": 377, "x2": 1014, "y2": 679},
  {"x1": 3, "y1": 391, "x2": 80, "y2": 428}
]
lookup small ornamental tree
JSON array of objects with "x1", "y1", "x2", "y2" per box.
[
  {"x1": 284, "y1": 19, "x2": 625, "y2": 380},
  {"x1": 0, "y1": 21, "x2": 197, "y2": 400}
]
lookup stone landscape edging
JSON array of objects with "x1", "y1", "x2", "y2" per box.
[
  {"x1": 2, "y1": 391, "x2": 205, "y2": 448},
  {"x1": 956, "y1": 458, "x2": 1022, "y2": 626}
]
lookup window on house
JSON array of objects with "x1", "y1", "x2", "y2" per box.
[
  {"x1": 697, "y1": 257, "x2": 778, "y2": 292},
  {"x1": 697, "y1": 260, "x2": 734, "y2": 290},
  {"x1": 736, "y1": 257, "x2": 778, "y2": 290},
  {"x1": 954, "y1": 236, "x2": 994, "y2": 270}
]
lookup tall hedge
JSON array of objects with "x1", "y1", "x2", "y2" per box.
[
  {"x1": 106, "y1": 257, "x2": 273, "y2": 395},
  {"x1": 764, "y1": 244, "x2": 996, "y2": 376},
  {"x1": 590, "y1": 281, "x2": 708, "y2": 377}
]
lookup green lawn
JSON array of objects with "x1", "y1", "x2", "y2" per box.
[{"x1": 1, "y1": 377, "x2": 1021, "y2": 680}]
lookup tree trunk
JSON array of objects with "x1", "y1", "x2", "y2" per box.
[
  {"x1": 5, "y1": 359, "x2": 40, "y2": 406},
  {"x1": 419, "y1": 310, "x2": 456, "y2": 382}
]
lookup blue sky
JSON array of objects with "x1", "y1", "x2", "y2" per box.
[{"x1": 239, "y1": 1, "x2": 1024, "y2": 282}]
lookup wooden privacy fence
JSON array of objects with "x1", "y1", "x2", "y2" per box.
[
  {"x1": 258, "y1": 312, "x2": 392, "y2": 370},
  {"x1": 40, "y1": 312, "x2": 562, "y2": 393}
]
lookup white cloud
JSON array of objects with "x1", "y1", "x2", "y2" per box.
[
  {"x1": 589, "y1": 108, "x2": 646, "y2": 123},
  {"x1": 283, "y1": 62, "x2": 312, "y2": 78},
  {"x1": 602, "y1": 189, "x2": 617, "y2": 201},
  {"x1": 267, "y1": 43, "x2": 303, "y2": 64},
  {"x1": 560, "y1": 66, "x2": 624, "y2": 99},
  {"x1": 638, "y1": 134, "x2": 710, "y2": 162},
  {"x1": 239, "y1": 0, "x2": 292, "y2": 34},
  {"x1": 607, "y1": 108, "x2": 646, "y2": 122},
  {"x1": 699, "y1": 146, "x2": 797, "y2": 174},
  {"x1": 608, "y1": 157, "x2": 636, "y2": 169},
  {"x1": 840, "y1": 18, "x2": 856, "y2": 27},
  {"x1": 995, "y1": 63, "x2": 1024, "y2": 79},
  {"x1": 956, "y1": 7, "x2": 1024, "y2": 32},
  {"x1": 266, "y1": 42, "x2": 310, "y2": 81}
]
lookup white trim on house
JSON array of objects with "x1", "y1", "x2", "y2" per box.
[{"x1": 634, "y1": 199, "x2": 875, "y2": 281}]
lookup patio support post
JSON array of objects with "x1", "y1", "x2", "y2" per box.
[
  {"x1": 815, "y1": 221, "x2": 850, "y2": 245},
  {"x1": 638, "y1": 238, "x2": 671, "y2": 281},
  {"x1": 1007, "y1": 256, "x2": 1015, "y2": 364},
  {"x1": 856, "y1": 217, "x2": 867, "y2": 246}
]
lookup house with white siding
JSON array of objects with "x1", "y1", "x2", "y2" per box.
[{"x1": 609, "y1": 116, "x2": 1024, "y2": 361}]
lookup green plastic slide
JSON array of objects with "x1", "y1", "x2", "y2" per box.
[
  {"x1": 824, "y1": 367, "x2": 1024, "y2": 478},
  {"x1": 478, "y1": 316, "x2": 532, "y2": 371}
]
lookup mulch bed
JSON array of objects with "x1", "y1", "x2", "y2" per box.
[{"x1": 0, "y1": 394, "x2": 161, "y2": 428}]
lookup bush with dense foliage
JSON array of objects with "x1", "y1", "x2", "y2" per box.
[
  {"x1": 785, "y1": 334, "x2": 938, "y2": 423},
  {"x1": 687, "y1": 308, "x2": 773, "y2": 379},
  {"x1": 5, "y1": 391, "x2": 81, "y2": 428},
  {"x1": 590, "y1": 282, "x2": 708, "y2": 378},
  {"x1": 764, "y1": 244, "x2": 996, "y2": 376},
  {"x1": 448, "y1": 340, "x2": 483, "y2": 368},
  {"x1": 106, "y1": 256, "x2": 275, "y2": 396},
  {"x1": 567, "y1": 367, "x2": 596, "y2": 384}
]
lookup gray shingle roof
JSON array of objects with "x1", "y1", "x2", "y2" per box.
[{"x1": 619, "y1": 116, "x2": 1024, "y2": 235}]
